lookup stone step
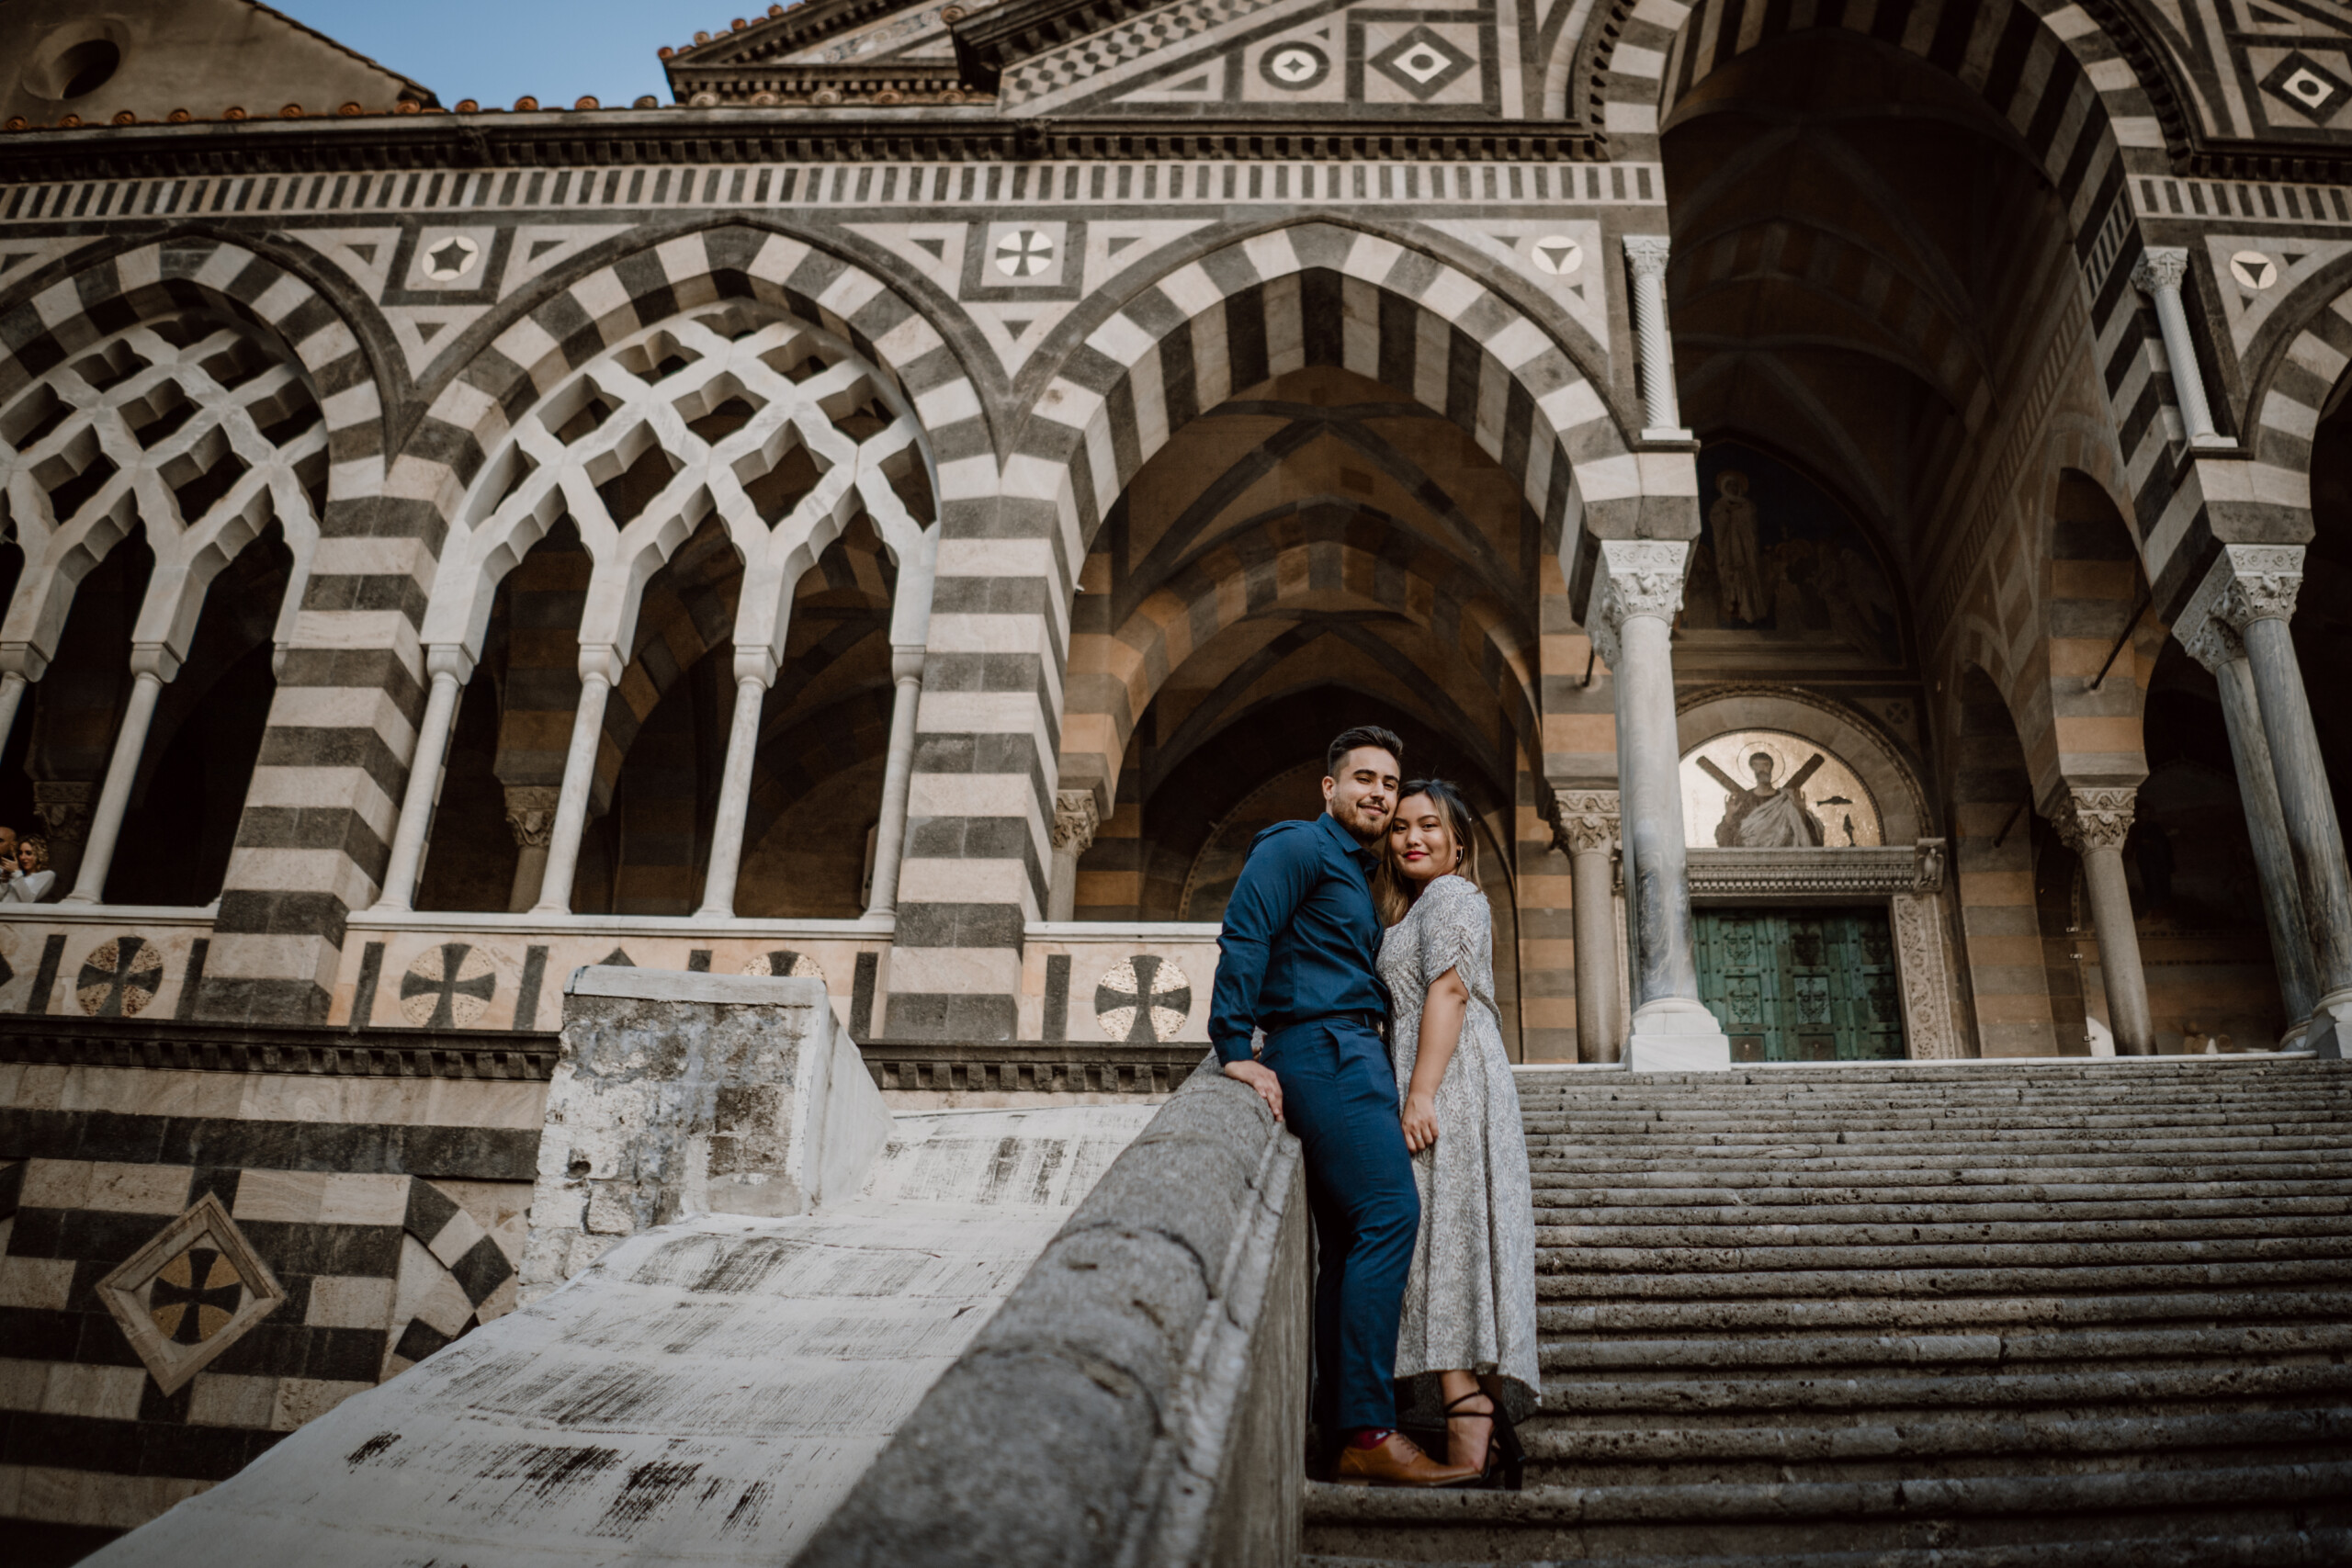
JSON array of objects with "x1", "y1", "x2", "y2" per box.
[
  {"x1": 1537, "y1": 1289, "x2": 2347, "y2": 1337},
  {"x1": 1529, "y1": 1147, "x2": 2352, "y2": 1175},
  {"x1": 1537, "y1": 1195, "x2": 2352, "y2": 1225},
  {"x1": 1534, "y1": 1234, "x2": 2352, "y2": 1276},
  {"x1": 1532, "y1": 1178, "x2": 2352, "y2": 1207},
  {"x1": 1532, "y1": 1214, "x2": 2352, "y2": 1249},
  {"x1": 1523, "y1": 1129, "x2": 2352, "y2": 1152},
  {"x1": 1514, "y1": 1406, "x2": 2352, "y2": 1484},
  {"x1": 1526, "y1": 1361, "x2": 2352, "y2": 1419},
  {"x1": 1306, "y1": 1523, "x2": 2352, "y2": 1567},
  {"x1": 1300, "y1": 1459, "x2": 2352, "y2": 1562},
  {"x1": 1534, "y1": 1255, "x2": 2352, "y2": 1299},
  {"x1": 1536, "y1": 1322, "x2": 2352, "y2": 1375}
]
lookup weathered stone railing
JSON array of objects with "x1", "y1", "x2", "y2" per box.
[{"x1": 792, "y1": 1061, "x2": 1309, "y2": 1568}]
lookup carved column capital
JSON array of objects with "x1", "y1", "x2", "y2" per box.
[
  {"x1": 1587, "y1": 539, "x2": 1690, "y2": 669},
  {"x1": 1550, "y1": 789, "x2": 1621, "y2": 855},
  {"x1": 503, "y1": 784, "x2": 562, "y2": 851},
  {"x1": 2132, "y1": 245, "x2": 2191, "y2": 293},
  {"x1": 2204, "y1": 543, "x2": 2304, "y2": 632},
  {"x1": 1052, "y1": 789, "x2": 1101, "y2": 856},
  {"x1": 1623, "y1": 234, "x2": 1672, "y2": 277},
  {"x1": 31, "y1": 780, "x2": 93, "y2": 851},
  {"x1": 2051, "y1": 786, "x2": 2137, "y2": 854},
  {"x1": 2174, "y1": 601, "x2": 2246, "y2": 675}
]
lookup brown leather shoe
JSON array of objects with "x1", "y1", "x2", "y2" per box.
[{"x1": 1331, "y1": 1430, "x2": 1484, "y2": 1488}]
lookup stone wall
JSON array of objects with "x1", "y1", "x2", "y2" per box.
[{"x1": 792, "y1": 1062, "x2": 1307, "y2": 1568}]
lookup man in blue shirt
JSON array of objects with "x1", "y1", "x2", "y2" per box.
[{"x1": 1212, "y1": 726, "x2": 1476, "y2": 1487}]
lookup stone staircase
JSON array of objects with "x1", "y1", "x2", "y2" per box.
[{"x1": 1306, "y1": 1056, "x2": 2352, "y2": 1567}]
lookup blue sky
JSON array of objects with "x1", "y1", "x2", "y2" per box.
[{"x1": 277, "y1": 1, "x2": 716, "y2": 108}]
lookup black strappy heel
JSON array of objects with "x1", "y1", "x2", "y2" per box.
[{"x1": 1442, "y1": 1389, "x2": 1525, "y2": 1491}]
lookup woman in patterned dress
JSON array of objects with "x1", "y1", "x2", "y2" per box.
[{"x1": 1374, "y1": 779, "x2": 1541, "y2": 1486}]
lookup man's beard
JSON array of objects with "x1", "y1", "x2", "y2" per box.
[{"x1": 1331, "y1": 795, "x2": 1388, "y2": 842}]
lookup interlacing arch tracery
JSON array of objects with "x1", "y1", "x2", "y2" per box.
[
  {"x1": 424, "y1": 302, "x2": 939, "y2": 674},
  {"x1": 0, "y1": 310, "x2": 325, "y2": 675}
]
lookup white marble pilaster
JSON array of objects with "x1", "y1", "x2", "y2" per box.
[{"x1": 1554, "y1": 789, "x2": 1622, "y2": 1064}]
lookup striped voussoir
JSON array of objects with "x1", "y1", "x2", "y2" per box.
[
  {"x1": 2238, "y1": 273, "x2": 2352, "y2": 558},
  {"x1": 0, "y1": 236, "x2": 397, "y2": 1026},
  {"x1": 880, "y1": 220, "x2": 1637, "y2": 1040},
  {"x1": 1611, "y1": 0, "x2": 2215, "y2": 591}
]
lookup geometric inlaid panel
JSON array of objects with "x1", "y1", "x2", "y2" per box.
[
  {"x1": 1095, "y1": 954, "x2": 1193, "y2": 1043},
  {"x1": 96, "y1": 1192, "x2": 288, "y2": 1393}
]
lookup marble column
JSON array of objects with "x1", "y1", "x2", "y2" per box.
[
  {"x1": 2052, "y1": 787, "x2": 2154, "y2": 1055},
  {"x1": 2187, "y1": 544, "x2": 2352, "y2": 1052},
  {"x1": 372, "y1": 647, "x2": 473, "y2": 913},
  {"x1": 1554, "y1": 789, "x2": 1622, "y2": 1064},
  {"x1": 1046, "y1": 789, "x2": 1101, "y2": 923},
  {"x1": 695, "y1": 650, "x2": 777, "y2": 919},
  {"x1": 1623, "y1": 237, "x2": 1691, "y2": 441},
  {"x1": 2177, "y1": 607, "x2": 2321, "y2": 1035},
  {"x1": 0, "y1": 672, "x2": 27, "y2": 764},
  {"x1": 532, "y1": 646, "x2": 621, "y2": 916},
  {"x1": 503, "y1": 786, "x2": 561, "y2": 913},
  {"x1": 862, "y1": 648, "x2": 926, "y2": 919},
  {"x1": 64, "y1": 647, "x2": 176, "y2": 905},
  {"x1": 2132, "y1": 248, "x2": 2230, "y2": 450},
  {"x1": 1589, "y1": 539, "x2": 1729, "y2": 1070}
]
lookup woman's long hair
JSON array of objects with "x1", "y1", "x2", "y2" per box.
[{"x1": 1374, "y1": 777, "x2": 1479, "y2": 926}]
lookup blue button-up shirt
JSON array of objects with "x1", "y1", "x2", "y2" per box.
[{"x1": 1209, "y1": 812, "x2": 1390, "y2": 1065}]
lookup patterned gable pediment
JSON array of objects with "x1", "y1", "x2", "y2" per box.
[{"x1": 993, "y1": 0, "x2": 1541, "y2": 118}]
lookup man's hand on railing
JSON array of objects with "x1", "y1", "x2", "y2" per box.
[{"x1": 1222, "y1": 1058, "x2": 1283, "y2": 1122}]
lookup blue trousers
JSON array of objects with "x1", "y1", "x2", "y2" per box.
[{"x1": 1262, "y1": 1018, "x2": 1419, "y2": 1434}]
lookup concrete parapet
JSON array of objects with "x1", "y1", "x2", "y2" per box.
[
  {"x1": 521, "y1": 966, "x2": 893, "y2": 1301},
  {"x1": 791, "y1": 1062, "x2": 1308, "y2": 1568}
]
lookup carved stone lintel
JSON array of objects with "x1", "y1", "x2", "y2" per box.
[
  {"x1": 2132, "y1": 246, "x2": 2191, "y2": 293},
  {"x1": 1587, "y1": 539, "x2": 1691, "y2": 670},
  {"x1": 1052, "y1": 789, "x2": 1101, "y2": 857},
  {"x1": 31, "y1": 779, "x2": 94, "y2": 851},
  {"x1": 1550, "y1": 788, "x2": 1621, "y2": 856},
  {"x1": 1684, "y1": 842, "x2": 1943, "y2": 897},
  {"x1": 2051, "y1": 786, "x2": 2137, "y2": 854},
  {"x1": 1623, "y1": 234, "x2": 1672, "y2": 277},
  {"x1": 503, "y1": 785, "x2": 562, "y2": 851}
]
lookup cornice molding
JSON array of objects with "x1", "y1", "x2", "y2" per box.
[
  {"x1": 0, "y1": 113, "x2": 1603, "y2": 179},
  {"x1": 1687, "y1": 841, "x2": 1947, "y2": 899}
]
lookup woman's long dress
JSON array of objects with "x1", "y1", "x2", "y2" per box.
[{"x1": 1378, "y1": 873, "x2": 1541, "y2": 1423}]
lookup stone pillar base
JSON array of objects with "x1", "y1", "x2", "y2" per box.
[
  {"x1": 520, "y1": 968, "x2": 895, "y2": 1303},
  {"x1": 2301, "y1": 990, "x2": 2352, "y2": 1059},
  {"x1": 1625, "y1": 997, "x2": 1733, "y2": 1072}
]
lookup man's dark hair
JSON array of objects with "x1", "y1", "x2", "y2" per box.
[{"x1": 1327, "y1": 726, "x2": 1405, "y2": 778}]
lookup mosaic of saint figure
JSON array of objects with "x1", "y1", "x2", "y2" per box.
[
  {"x1": 1709, "y1": 469, "x2": 1769, "y2": 624},
  {"x1": 1702, "y1": 750, "x2": 1827, "y2": 847}
]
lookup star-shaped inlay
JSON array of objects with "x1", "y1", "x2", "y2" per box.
[{"x1": 421, "y1": 234, "x2": 482, "y2": 282}]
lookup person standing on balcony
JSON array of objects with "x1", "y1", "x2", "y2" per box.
[
  {"x1": 6, "y1": 837, "x2": 54, "y2": 902},
  {"x1": 1211, "y1": 726, "x2": 1480, "y2": 1489}
]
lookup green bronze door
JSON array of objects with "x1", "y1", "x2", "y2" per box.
[{"x1": 1694, "y1": 908, "x2": 1906, "y2": 1062}]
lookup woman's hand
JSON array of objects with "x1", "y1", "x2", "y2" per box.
[{"x1": 1402, "y1": 1090, "x2": 1440, "y2": 1153}]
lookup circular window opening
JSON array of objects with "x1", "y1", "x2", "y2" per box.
[{"x1": 55, "y1": 39, "x2": 122, "y2": 99}]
